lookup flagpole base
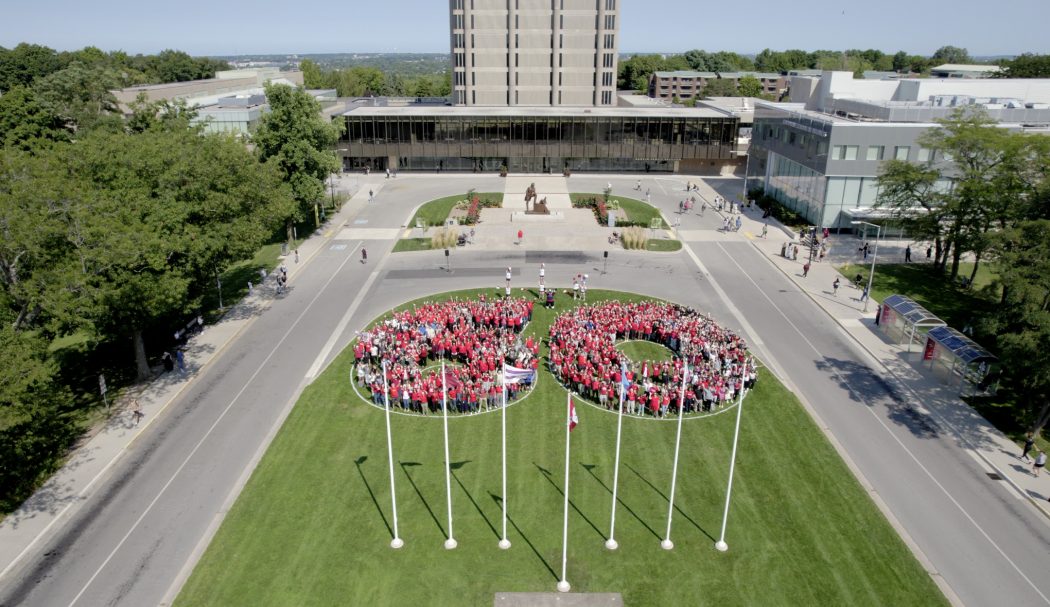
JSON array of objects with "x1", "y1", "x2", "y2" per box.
[
  {"x1": 715, "y1": 540, "x2": 728, "y2": 552},
  {"x1": 444, "y1": 538, "x2": 458, "y2": 550},
  {"x1": 604, "y1": 538, "x2": 619, "y2": 550},
  {"x1": 498, "y1": 539, "x2": 511, "y2": 550},
  {"x1": 390, "y1": 538, "x2": 404, "y2": 549},
  {"x1": 557, "y1": 580, "x2": 571, "y2": 593},
  {"x1": 660, "y1": 539, "x2": 674, "y2": 550}
]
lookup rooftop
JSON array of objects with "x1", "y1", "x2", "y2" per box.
[
  {"x1": 653, "y1": 70, "x2": 781, "y2": 80},
  {"x1": 342, "y1": 105, "x2": 730, "y2": 119},
  {"x1": 930, "y1": 64, "x2": 1004, "y2": 74}
]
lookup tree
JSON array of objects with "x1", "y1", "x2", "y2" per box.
[
  {"x1": 700, "y1": 78, "x2": 738, "y2": 98},
  {"x1": 984, "y1": 220, "x2": 1050, "y2": 434},
  {"x1": 0, "y1": 86, "x2": 67, "y2": 149},
  {"x1": 617, "y1": 54, "x2": 665, "y2": 92},
  {"x1": 736, "y1": 75, "x2": 763, "y2": 98},
  {"x1": 253, "y1": 83, "x2": 340, "y2": 243},
  {"x1": 300, "y1": 58, "x2": 327, "y2": 89},
  {"x1": 34, "y1": 62, "x2": 123, "y2": 134},
  {"x1": 892, "y1": 51, "x2": 910, "y2": 73},
  {"x1": 875, "y1": 159, "x2": 948, "y2": 265},
  {"x1": 931, "y1": 45, "x2": 971, "y2": 65},
  {"x1": 0, "y1": 43, "x2": 64, "y2": 92},
  {"x1": 998, "y1": 54, "x2": 1050, "y2": 78}
]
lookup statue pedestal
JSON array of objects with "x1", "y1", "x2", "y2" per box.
[{"x1": 511, "y1": 211, "x2": 564, "y2": 222}]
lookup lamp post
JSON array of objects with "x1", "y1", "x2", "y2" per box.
[{"x1": 851, "y1": 220, "x2": 881, "y2": 312}]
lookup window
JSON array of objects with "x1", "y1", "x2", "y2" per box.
[
  {"x1": 603, "y1": 53, "x2": 614, "y2": 68},
  {"x1": 602, "y1": 71, "x2": 613, "y2": 86},
  {"x1": 894, "y1": 146, "x2": 910, "y2": 161},
  {"x1": 865, "y1": 145, "x2": 884, "y2": 161},
  {"x1": 606, "y1": 0, "x2": 616, "y2": 9},
  {"x1": 604, "y1": 34, "x2": 615, "y2": 49},
  {"x1": 605, "y1": 14, "x2": 615, "y2": 29},
  {"x1": 917, "y1": 147, "x2": 932, "y2": 162},
  {"x1": 832, "y1": 145, "x2": 859, "y2": 160},
  {"x1": 602, "y1": 91, "x2": 612, "y2": 104}
]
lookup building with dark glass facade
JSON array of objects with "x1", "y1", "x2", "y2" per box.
[{"x1": 336, "y1": 105, "x2": 739, "y2": 173}]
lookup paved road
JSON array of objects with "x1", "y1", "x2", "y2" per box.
[{"x1": 1, "y1": 174, "x2": 1049, "y2": 606}]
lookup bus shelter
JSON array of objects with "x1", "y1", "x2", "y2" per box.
[
  {"x1": 923, "y1": 326, "x2": 999, "y2": 395},
  {"x1": 877, "y1": 295, "x2": 946, "y2": 352}
]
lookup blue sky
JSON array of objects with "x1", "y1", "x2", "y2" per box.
[{"x1": 2, "y1": 0, "x2": 1047, "y2": 57}]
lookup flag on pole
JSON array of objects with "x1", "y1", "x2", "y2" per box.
[
  {"x1": 569, "y1": 397, "x2": 578, "y2": 432},
  {"x1": 504, "y1": 365, "x2": 535, "y2": 384}
]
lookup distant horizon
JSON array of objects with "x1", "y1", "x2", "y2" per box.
[{"x1": 2, "y1": 0, "x2": 1047, "y2": 57}]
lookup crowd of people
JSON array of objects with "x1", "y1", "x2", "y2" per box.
[
  {"x1": 354, "y1": 297, "x2": 539, "y2": 414},
  {"x1": 549, "y1": 301, "x2": 757, "y2": 416}
]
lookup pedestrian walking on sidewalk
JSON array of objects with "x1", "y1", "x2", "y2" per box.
[
  {"x1": 735, "y1": 216, "x2": 742, "y2": 231},
  {"x1": 176, "y1": 349, "x2": 186, "y2": 374},
  {"x1": 761, "y1": 224, "x2": 768, "y2": 238},
  {"x1": 294, "y1": 249, "x2": 300, "y2": 263},
  {"x1": 905, "y1": 245, "x2": 912, "y2": 263},
  {"x1": 1034, "y1": 451, "x2": 1047, "y2": 476},
  {"x1": 131, "y1": 399, "x2": 144, "y2": 426},
  {"x1": 832, "y1": 277, "x2": 840, "y2": 295},
  {"x1": 1021, "y1": 433, "x2": 1036, "y2": 462},
  {"x1": 361, "y1": 248, "x2": 368, "y2": 264},
  {"x1": 803, "y1": 262, "x2": 811, "y2": 278},
  {"x1": 517, "y1": 229, "x2": 523, "y2": 245},
  {"x1": 926, "y1": 245, "x2": 933, "y2": 260}
]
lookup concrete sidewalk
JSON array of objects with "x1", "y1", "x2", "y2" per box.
[
  {"x1": 720, "y1": 202, "x2": 1050, "y2": 518},
  {"x1": 0, "y1": 184, "x2": 373, "y2": 583}
]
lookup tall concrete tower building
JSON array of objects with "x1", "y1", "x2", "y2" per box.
[{"x1": 449, "y1": 0, "x2": 619, "y2": 106}]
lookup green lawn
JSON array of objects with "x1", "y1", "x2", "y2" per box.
[
  {"x1": 616, "y1": 340, "x2": 674, "y2": 363},
  {"x1": 176, "y1": 289, "x2": 946, "y2": 607},
  {"x1": 646, "y1": 239, "x2": 682, "y2": 252},
  {"x1": 392, "y1": 238, "x2": 433, "y2": 253},
  {"x1": 838, "y1": 262, "x2": 997, "y2": 331},
  {"x1": 408, "y1": 193, "x2": 504, "y2": 228},
  {"x1": 571, "y1": 193, "x2": 664, "y2": 228}
]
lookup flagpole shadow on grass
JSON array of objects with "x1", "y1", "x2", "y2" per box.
[
  {"x1": 580, "y1": 463, "x2": 661, "y2": 541},
  {"x1": 450, "y1": 461, "x2": 501, "y2": 541},
  {"x1": 533, "y1": 462, "x2": 605, "y2": 542},
  {"x1": 624, "y1": 463, "x2": 715, "y2": 542},
  {"x1": 487, "y1": 492, "x2": 558, "y2": 581},
  {"x1": 354, "y1": 456, "x2": 393, "y2": 539},
  {"x1": 399, "y1": 461, "x2": 447, "y2": 538}
]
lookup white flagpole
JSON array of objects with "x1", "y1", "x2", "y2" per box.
[
  {"x1": 557, "y1": 392, "x2": 573, "y2": 593},
  {"x1": 441, "y1": 361, "x2": 457, "y2": 549},
  {"x1": 715, "y1": 381, "x2": 747, "y2": 552},
  {"x1": 606, "y1": 362, "x2": 627, "y2": 550},
  {"x1": 498, "y1": 361, "x2": 511, "y2": 549},
  {"x1": 382, "y1": 359, "x2": 403, "y2": 549},
  {"x1": 661, "y1": 362, "x2": 689, "y2": 550}
]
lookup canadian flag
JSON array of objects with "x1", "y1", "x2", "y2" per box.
[{"x1": 568, "y1": 393, "x2": 578, "y2": 432}]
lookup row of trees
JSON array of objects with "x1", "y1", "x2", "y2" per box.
[
  {"x1": 619, "y1": 46, "x2": 1050, "y2": 94},
  {"x1": 299, "y1": 58, "x2": 452, "y2": 98},
  {"x1": 874, "y1": 109, "x2": 1050, "y2": 431},
  {"x1": 0, "y1": 44, "x2": 229, "y2": 93},
  {"x1": 0, "y1": 45, "x2": 338, "y2": 511}
]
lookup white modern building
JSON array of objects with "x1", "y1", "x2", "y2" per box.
[
  {"x1": 449, "y1": 0, "x2": 619, "y2": 106},
  {"x1": 748, "y1": 71, "x2": 1050, "y2": 229}
]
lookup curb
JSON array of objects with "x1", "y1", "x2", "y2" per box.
[{"x1": 750, "y1": 239, "x2": 1050, "y2": 523}]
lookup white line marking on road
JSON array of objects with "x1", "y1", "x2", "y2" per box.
[
  {"x1": 304, "y1": 245, "x2": 381, "y2": 381},
  {"x1": 66, "y1": 240, "x2": 365, "y2": 607},
  {"x1": 715, "y1": 242, "x2": 1050, "y2": 606}
]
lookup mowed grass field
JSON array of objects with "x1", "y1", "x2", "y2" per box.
[{"x1": 176, "y1": 289, "x2": 946, "y2": 607}]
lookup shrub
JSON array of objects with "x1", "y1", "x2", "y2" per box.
[
  {"x1": 750, "y1": 188, "x2": 810, "y2": 229},
  {"x1": 465, "y1": 195, "x2": 481, "y2": 225},
  {"x1": 431, "y1": 227, "x2": 459, "y2": 249},
  {"x1": 622, "y1": 226, "x2": 648, "y2": 250}
]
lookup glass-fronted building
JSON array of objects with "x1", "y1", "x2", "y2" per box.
[
  {"x1": 336, "y1": 105, "x2": 738, "y2": 173},
  {"x1": 746, "y1": 101, "x2": 954, "y2": 229}
]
